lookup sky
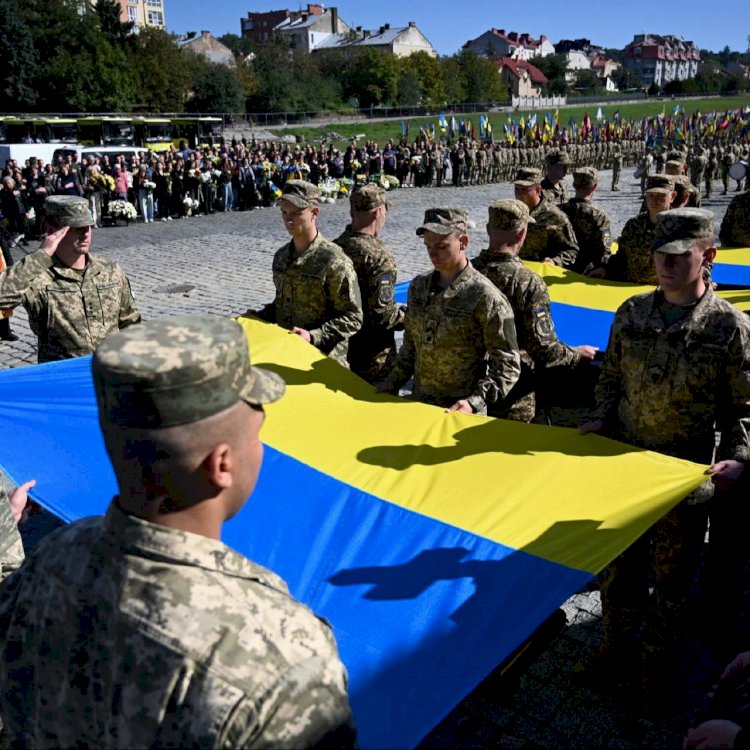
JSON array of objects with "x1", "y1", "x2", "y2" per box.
[{"x1": 166, "y1": 0, "x2": 750, "y2": 56}]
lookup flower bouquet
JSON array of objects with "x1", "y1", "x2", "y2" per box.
[
  {"x1": 109, "y1": 199, "x2": 137, "y2": 224},
  {"x1": 26, "y1": 208, "x2": 36, "y2": 223},
  {"x1": 142, "y1": 180, "x2": 156, "y2": 192},
  {"x1": 319, "y1": 178, "x2": 340, "y2": 203},
  {"x1": 97, "y1": 173, "x2": 116, "y2": 192},
  {"x1": 350, "y1": 159, "x2": 361, "y2": 172},
  {"x1": 200, "y1": 171, "x2": 213, "y2": 184},
  {"x1": 376, "y1": 174, "x2": 400, "y2": 191},
  {"x1": 182, "y1": 196, "x2": 200, "y2": 216}
]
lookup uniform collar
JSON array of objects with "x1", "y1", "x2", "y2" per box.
[
  {"x1": 103, "y1": 499, "x2": 289, "y2": 593},
  {"x1": 50, "y1": 252, "x2": 102, "y2": 281}
]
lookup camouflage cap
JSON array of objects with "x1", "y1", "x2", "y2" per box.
[
  {"x1": 416, "y1": 207, "x2": 468, "y2": 236},
  {"x1": 92, "y1": 315, "x2": 285, "y2": 429},
  {"x1": 651, "y1": 208, "x2": 715, "y2": 255},
  {"x1": 573, "y1": 167, "x2": 598, "y2": 188},
  {"x1": 514, "y1": 167, "x2": 543, "y2": 188},
  {"x1": 645, "y1": 174, "x2": 675, "y2": 195},
  {"x1": 666, "y1": 150, "x2": 686, "y2": 163},
  {"x1": 488, "y1": 199, "x2": 536, "y2": 231},
  {"x1": 280, "y1": 179, "x2": 320, "y2": 208},
  {"x1": 44, "y1": 195, "x2": 95, "y2": 228},
  {"x1": 545, "y1": 150, "x2": 571, "y2": 166},
  {"x1": 350, "y1": 184, "x2": 388, "y2": 211}
]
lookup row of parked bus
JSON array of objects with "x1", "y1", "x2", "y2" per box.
[{"x1": 0, "y1": 116, "x2": 224, "y2": 151}]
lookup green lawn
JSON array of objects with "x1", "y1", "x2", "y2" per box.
[{"x1": 269, "y1": 95, "x2": 750, "y2": 148}]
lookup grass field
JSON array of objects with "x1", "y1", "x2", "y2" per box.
[{"x1": 270, "y1": 95, "x2": 750, "y2": 147}]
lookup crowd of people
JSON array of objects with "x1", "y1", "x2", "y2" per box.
[{"x1": 1, "y1": 112, "x2": 750, "y2": 747}]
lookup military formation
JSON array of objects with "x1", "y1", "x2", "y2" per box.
[{"x1": 1, "y1": 148, "x2": 750, "y2": 746}]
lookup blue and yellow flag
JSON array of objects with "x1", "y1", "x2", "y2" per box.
[{"x1": 0, "y1": 319, "x2": 708, "y2": 749}]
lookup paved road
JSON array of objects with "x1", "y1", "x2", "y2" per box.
[{"x1": 2, "y1": 172, "x2": 747, "y2": 749}]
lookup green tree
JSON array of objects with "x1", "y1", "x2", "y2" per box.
[
  {"x1": 455, "y1": 49, "x2": 504, "y2": 102},
  {"x1": 0, "y1": 0, "x2": 39, "y2": 107},
  {"x1": 218, "y1": 33, "x2": 254, "y2": 58},
  {"x1": 348, "y1": 49, "x2": 399, "y2": 108},
  {"x1": 189, "y1": 64, "x2": 245, "y2": 113},
  {"x1": 398, "y1": 51, "x2": 446, "y2": 106},
  {"x1": 534, "y1": 53, "x2": 568, "y2": 95},
  {"x1": 574, "y1": 69, "x2": 604, "y2": 93},
  {"x1": 130, "y1": 28, "x2": 193, "y2": 111},
  {"x1": 96, "y1": 0, "x2": 134, "y2": 45},
  {"x1": 612, "y1": 66, "x2": 641, "y2": 91}
]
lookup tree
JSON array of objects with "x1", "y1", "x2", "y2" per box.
[
  {"x1": 455, "y1": 49, "x2": 504, "y2": 102},
  {"x1": 130, "y1": 28, "x2": 193, "y2": 111},
  {"x1": 218, "y1": 33, "x2": 254, "y2": 58},
  {"x1": 189, "y1": 64, "x2": 245, "y2": 113},
  {"x1": 574, "y1": 69, "x2": 604, "y2": 93},
  {"x1": 398, "y1": 51, "x2": 446, "y2": 106},
  {"x1": 348, "y1": 49, "x2": 399, "y2": 108},
  {"x1": 0, "y1": 0, "x2": 39, "y2": 107},
  {"x1": 534, "y1": 53, "x2": 568, "y2": 95},
  {"x1": 612, "y1": 66, "x2": 641, "y2": 91},
  {"x1": 96, "y1": 0, "x2": 134, "y2": 45}
]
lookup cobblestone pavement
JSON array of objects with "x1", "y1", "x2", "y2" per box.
[{"x1": 2, "y1": 172, "x2": 747, "y2": 749}]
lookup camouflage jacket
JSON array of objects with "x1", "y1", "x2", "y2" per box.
[
  {"x1": 520, "y1": 196, "x2": 580, "y2": 269},
  {"x1": 256, "y1": 233, "x2": 363, "y2": 366},
  {"x1": 590, "y1": 288, "x2": 750, "y2": 497},
  {"x1": 0, "y1": 489, "x2": 24, "y2": 584},
  {"x1": 333, "y1": 225, "x2": 405, "y2": 381},
  {"x1": 380, "y1": 262, "x2": 520, "y2": 412},
  {"x1": 561, "y1": 198, "x2": 612, "y2": 274},
  {"x1": 606, "y1": 212, "x2": 658, "y2": 285},
  {"x1": 540, "y1": 176, "x2": 569, "y2": 206},
  {"x1": 719, "y1": 191, "x2": 750, "y2": 248},
  {"x1": 472, "y1": 251, "x2": 581, "y2": 370},
  {"x1": 0, "y1": 500, "x2": 356, "y2": 749},
  {"x1": 0, "y1": 249, "x2": 141, "y2": 363}
]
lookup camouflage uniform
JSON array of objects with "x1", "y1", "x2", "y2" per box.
[
  {"x1": 0, "y1": 489, "x2": 24, "y2": 584},
  {"x1": 334, "y1": 186, "x2": 405, "y2": 382},
  {"x1": 606, "y1": 211, "x2": 659, "y2": 284},
  {"x1": 561, "y1": 169, "x2": 612, "y2": 275},
  {"x1": 719, "y1": 190, "x2": 750, "y2": 247},
  {"x1": 521, "y1": 197, "x2": 579, "y2": 268},
  {"x1": 540, "y1": 176, "x2": 569, "y2": 206},
  {"x1": 0, "y1": 196, "x2": 140, "y2": 363},
  {"x1": 255, "y1": 183, "x2": 363, "y2": 367},
  {"x1": 380, "y1": 208, "x2": 520, "y2": 413},
  {"x1": 611, "y1": 150, "x2": 622, "y2": 191},
  {"x1": 0, "y1": 315, "x2": 355, "y2": 749},
  {"x1": 473, "y1": 247, "x2": 581, "y2": 421},
  {"x1": 588, "y1": 209, "x2": 750, "y2": 670}
]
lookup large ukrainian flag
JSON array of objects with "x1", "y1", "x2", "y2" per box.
[{"x1": 0, "y1": 319, "x2": 707, "y2": 749}]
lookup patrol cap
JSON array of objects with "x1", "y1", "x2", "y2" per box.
[
  {"x1": 665, "y1": 159, "x2": 684, "y2": 170},
  {"x1": 92, "y1": 315, "x2": 285, "y2": 429},
  {"x1": 666, "y1": 150, "x2": 686, "y2": 162},
  {"x1": 514, "y1": 167, "x2": 543, "y2": 188},
  {"x1": 545, "y1": 150, "x2": 571, "y2": 166},
  {"x1": 350, "y1": 184, "x2": 388, "y2": 211},
  {"x1": 416, "y1": 207, "x2": 468, "y2": 236},
  {"x1": 44, "y1": 195, "x2": 95, "y2": 228},
  {"x1": 280, "y1": 179, "x2": 320, "y2": 208},
  {"x1": 645, "y1": 174, "x2": 675, "y2": 195},
  {"x1": 488, "y1": 199, "x2": 536, "y2": 231},
  {"x1": 573, "y1": 167, "x2": 598, "y2": 188},
  {"x1": 651, "y1": 208, "x2": 714, "y2": 255}
]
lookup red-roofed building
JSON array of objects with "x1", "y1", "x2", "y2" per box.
[
  {"x1": 464, "y1": 28, "x2": 554, "y2": 60},
  {"x1": 496, "y1": 57, "x2": 548, "y2": 97},
  {"x1": 624, "y1": 34, "x2": 700, "y2": 88}
]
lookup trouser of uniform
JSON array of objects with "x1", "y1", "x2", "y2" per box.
[
  {"x1": 722, "y1": 170, "x2": 730, "y2": 194},
  {"x1": 705, "y1": 173, "x2": 714, "y2": 198},
  {"x1": 612, "y1": 168, "x2": 620, "y2": 191},
  {"x1": 599, "y1": 501, "x2": 708, "y2": 659}
]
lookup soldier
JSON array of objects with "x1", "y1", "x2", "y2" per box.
[
  {"x1": 0, "y1": 315, "x2": 356, "y2": 748},
  {"x1": 376, "y1": 207, "x2": 521, "y2": 415},
  {"x1": 250, "y1": 180, "x2": 363, "y2": 367},
  {"x1": 577, "y1": 209, "x2": 750, "y2": 696},
  {"x1": 721, "y1": 150, "x2": 734, "y2": 195},
  {"x1": 611, "y1": 147, "x2": 622, "y2": 192},
  {"x1": 513, "y1": 168, "x2": 580, "y2": 268},
  {"x1": 561, "y1": 167, "x2": 612, "y2": 277},
  {"x1": 705, "y1": 148, "x2": 718, "y2": 199},
  {"x1": 541, "y1": 150, "x2": 571, "y2": 206},
  {"x1": 690, "y1": 146, "x2": 707, "y2": 190},
  {"x1": 719, "y1": 190, "x2": 750, "y2": 248},
  {"x1": 473, "y1": 199, "x2": 596, "y2": 422},
  {"x1": 0, "y1": 195, "x2": 140, "y2": 363},
  {"x1": 334, "y1": 185, "x2": 405, "y2": 383},
  {"x1": 607, "y1": 180, "x2": 676, "y2": 284}
]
